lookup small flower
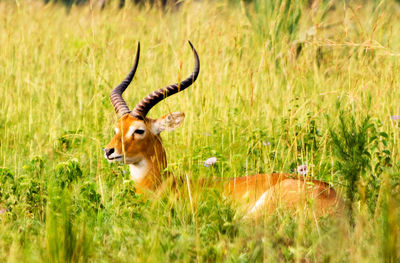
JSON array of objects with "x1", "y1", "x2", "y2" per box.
[
  {"x1": 204, "y1": 157, "x2": 217, "y2": 167},
  {"x1": 391, "y1": 115, "x2": 400, "y2": 121},
  {"x1": 262, "y1": 141, "x2": 271, "y2": 146},
  {"x1": 307, "y1": 25, "x2": 316, "y2": 37},
  {"x1": 297, "y1": 164, "x2": 308, "y2": 175},
  {"x1": 0, "y1": 208, "x2": 9, "y2": 214}
]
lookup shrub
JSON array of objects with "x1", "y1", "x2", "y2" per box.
[{"x1": 55, "y1": 158, "x2": 83, "y2": 189}]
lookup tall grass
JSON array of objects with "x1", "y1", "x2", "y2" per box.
[{"x1": 0, "y1": 0, "x2": 399, "y2": 261}]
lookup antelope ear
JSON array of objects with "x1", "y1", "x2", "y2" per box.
[{"x1": 151, "y1": 112, "x2": 185, "y2": 135}]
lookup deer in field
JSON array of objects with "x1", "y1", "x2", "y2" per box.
[{"x1": 104, "y1": 42, "x2": 343, "y2": 217}]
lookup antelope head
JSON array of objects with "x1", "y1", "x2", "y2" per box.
[{"x1": 104, "y1": 42, "x2": 200, "y2": 190}]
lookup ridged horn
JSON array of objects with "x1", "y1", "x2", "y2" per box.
[
  {"x1": 131, "y1": 41, "x2": 200, "y2": 118},
  {"x1": 110, "y1": 42, "x2": 140, "y2": 118}
]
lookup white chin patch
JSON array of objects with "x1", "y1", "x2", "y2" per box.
[{"x1": 105, "y1": 152, "x2": 124, "y2": 163}]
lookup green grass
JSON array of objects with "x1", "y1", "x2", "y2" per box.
[{"x1": 0, "y1": 0, "x2": 399, "y2": 261}]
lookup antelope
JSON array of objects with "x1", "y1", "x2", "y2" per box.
[{"x1": 104, "y1": 41, "x2": 343, "y2": 217}]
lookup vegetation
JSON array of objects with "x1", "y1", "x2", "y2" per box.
[{"x1": 0, "y1": 0, "x2": 399, "y2": 261}]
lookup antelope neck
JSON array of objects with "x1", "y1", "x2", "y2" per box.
[
  {"x1": 129, "y1": 159, "x2": 150, "y2": 183},
  {"x1": 128, "y1": 149, "x2": 167, "y2": 193}
]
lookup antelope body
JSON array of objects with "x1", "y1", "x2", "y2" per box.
[{"x1": 104, "y1": 42, "x2": 343, "y2": 217}]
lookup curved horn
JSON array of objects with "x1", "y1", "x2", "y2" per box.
[
  {"x1": 110, "y1": 42, "x2": 140, "y2": 118},
  {"x1": 131, "y1": 41, "x2": 200, "y2": 118}
]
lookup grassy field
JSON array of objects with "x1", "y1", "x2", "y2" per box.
[{"x1": 0, "y1": 0, "x2": 399, "y2": 261}]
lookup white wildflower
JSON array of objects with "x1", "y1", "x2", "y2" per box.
[
  {"x1": 307, "y1": 25, "x2": 316, "y2": 37},
  {"x1": 0, "y1": 208, "x2": 9, "y2": 214},
  {"x1": 297, "y1": 164, "x2": 308, "y2": 175},
  {"x1": 391, "y1": 115, "x2": 400, "y2": 121},
  {"x1": 204, "y1": 157, "x2": 217, "y2": 167}
]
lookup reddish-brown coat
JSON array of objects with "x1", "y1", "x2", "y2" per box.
[{"x1": 225, "y1": 173, "x2": 343, "y2": 214}]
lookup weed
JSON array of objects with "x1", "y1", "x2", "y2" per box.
[{"x1": 329, "y1": 112, "x2": 392, "y2": 216}]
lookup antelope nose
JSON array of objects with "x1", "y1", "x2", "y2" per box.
[{"x1": 103, "y1": 148, "x2": 115, "y2": 157}]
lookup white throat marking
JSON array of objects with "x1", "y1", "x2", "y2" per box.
[{"x1": 129, "y1": 159, "x2": 149, "y2": 183}]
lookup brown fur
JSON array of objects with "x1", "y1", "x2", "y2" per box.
[{"x1": 225, "y1": 174, "x2": 343, "y2": 215}]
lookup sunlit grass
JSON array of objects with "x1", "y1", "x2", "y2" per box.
[{"x1": 0, "y1": 0, "x2": 399, "y2": 261}]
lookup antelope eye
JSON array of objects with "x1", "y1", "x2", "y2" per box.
[{"x1": 134, "y1": 129, "x2": 145, "y2": 135}]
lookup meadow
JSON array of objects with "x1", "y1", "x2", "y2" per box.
[{"x1": 0, "y1": 0, "x2": 399, "y2": 261}]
